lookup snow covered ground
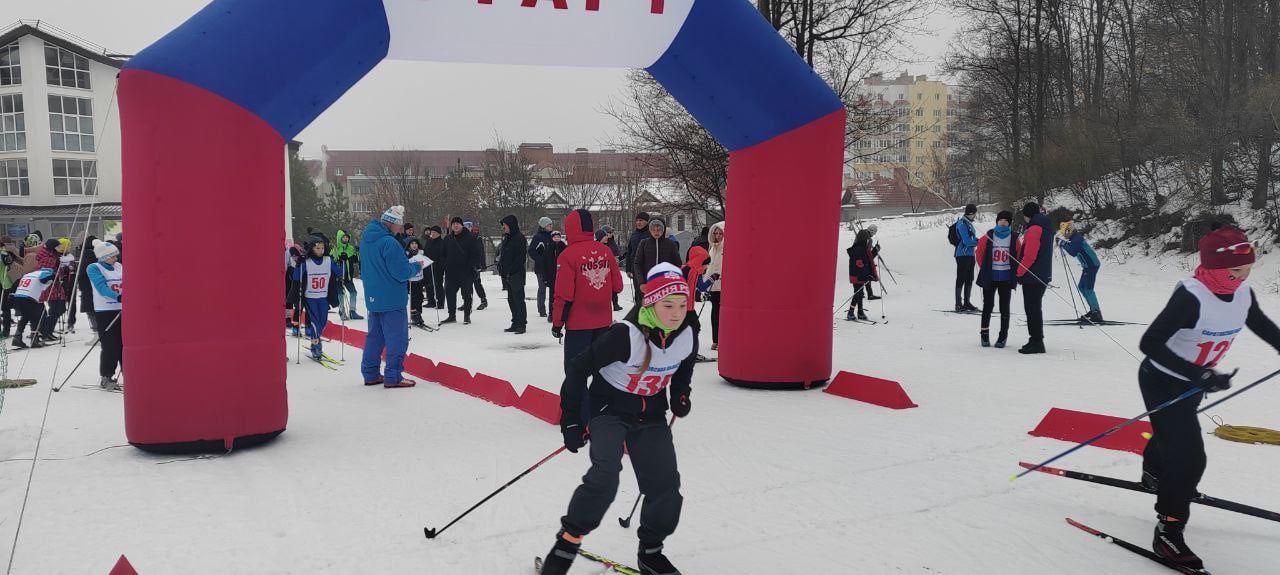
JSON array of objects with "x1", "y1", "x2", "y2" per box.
[{"x1": 2, "y1": 213, "x2": 1277, "y2": 574}]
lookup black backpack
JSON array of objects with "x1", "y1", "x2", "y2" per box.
[{"x1": 947, "y1": 222, "x2": 960, "y2": 246}]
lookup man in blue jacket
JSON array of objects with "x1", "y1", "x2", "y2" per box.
[
  {"x1": 954, "y1": 203, "x2": 980, "y2": 312},
  {"x1": 359, "y1": 206, "x2": 427, "y2": 388}
]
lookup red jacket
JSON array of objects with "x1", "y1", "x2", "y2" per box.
[
  {"x1": 683, "y1": 246, "x2": 709, "y2": 312},
  {"x1": 553, "y1": 210, "x2": 624, "y2": 330}
]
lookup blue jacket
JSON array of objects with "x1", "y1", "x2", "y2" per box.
[
  {"x1": 954, "y1": 216, "x2": 978, "y2": 257},
  {"x1": 87, "y1": 262, "x2": 122, "y2": 304},
  {"x1": 359, "y1": 219, "x2": 421, "y2": 313},
  {"x1": 1059, "y1": 232, "x2": 1101, "y2": 270}
]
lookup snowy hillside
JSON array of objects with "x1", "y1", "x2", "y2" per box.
[{"x1": 1, "y1": 213, "x2": 1277, "y2": 574}]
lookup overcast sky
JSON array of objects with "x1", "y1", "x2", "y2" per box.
[{"x1": 8, "y1": 0, "x2": 957, "y2": 157}]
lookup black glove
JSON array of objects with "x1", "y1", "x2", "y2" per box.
[
  {"x1": 551, "y1": 325, "x2": 563, "y2": 340},
  {"x1": 1196, "y1": 368, "x2": 1237, "y2": 393},
  {"x1": 670, "y1": 387, "x2": 691, "y2": 418},
  {"x1": 561, "y1": 421, "x2": 588, "y2": 453}
]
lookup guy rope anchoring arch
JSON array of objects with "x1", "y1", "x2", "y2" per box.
[{"x1": 120, "y1": 0, "x2": 845, "y2": 453}]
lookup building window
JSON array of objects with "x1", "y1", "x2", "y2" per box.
[
  {"x1": 52, "y1": 158, "x2": 97, "y2": 195},
  {"x1": 677, "y1": 214, "x2": 686, "y2": 232},
  {"x1": 933, "y1": 109, "x2": 942, "y2": 117},
  {"x1": 354, "y1": 168, "x2": 364, "y2": 176},
  {"x1": 45, "y1": 43, "x2": 91, "y2": 89},
  {"x1": 897, "y1": 93, "x2": 903, "y2": 100},
  {"x1": 916, "y1": 140, "x2": 924, "y2": 148},
  {"x1": 914, "y1": 171, "x2": 923, "y2": 179},
  {"x1": 916, "y1": 157, "x2": 925, "y2": 165},
  {"x1": 947, "y1": 109, "x2": 957, "y2": 117},
  {"x1": 0, "y1": 158, "x2": 29, "y2": 196},
  {"x1": 933, "y1": 125, "x2": 942, "y2": 133},
  {"x1": 334, "y1": 168, "x2": 342, "y2": 176},
  {"x1": 915, "y1": 109, "x2": 924, "y2": 116},
  {"x1": 48, "y1": 95, "x2": 94, "y2": 152},
  {"x1": 916, "y1": 94, "x2": 922, "y2": 100},
  {"x1": 915, "y1": 125, "x2": 925, "y2": 132},
  {"x1": 935, "y1": 94, "x2": 940, "y2": 100},
  {"x1": 0, "y1": 94, "x2": 25, "y2": 152},
  {"x1": 51, "y1": 221, "x2": 101, "y2": 239},
  {"x1": 0, "y1": 42, "x2": 20, "y2": 86}
]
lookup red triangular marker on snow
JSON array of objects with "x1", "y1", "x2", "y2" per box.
[
  {"x1": 823, "y1": 370, "x2": 918, "y2": 410},
  {"x1": 109, "y1": 555, "x2": 138, "y2": 575}
]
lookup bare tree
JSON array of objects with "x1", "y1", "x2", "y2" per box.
[{"x1": 369, "y1": 150, "x2": 437, "y2": 224}]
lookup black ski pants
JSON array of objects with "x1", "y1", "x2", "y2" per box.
[
  {"x1": 98, "y1": 310, "x2": 122, "y2": 378},
  {"x1": 563, "y1": 327, "x2": 610, "y2": 373},
  {"x1": 981, "y1": 281, "x2": 1013, "y2": 337},
  {"x1": 473, "y1": 273, "x2": 487, "y2": 302},
  {"x1": 706, "y1": 291, "x2": 721, "y2": 343},
  {"x1": 445, "y1": 273, "x2": 474, "y2": 320},
  {"x1": 40, "y1": 300, "x2": 66, "y2": 337},
  {"x1": 1021, "y1": 281, "x2": 1045, "y2": 341},
  {"x1": 427, "y1": 267, "x2": 445, "y2": 308},
  {"x1": 1139, "y1": 360, "x2": 1206, "y2": 521},
  {"x1": 562, "y1": 414, "x2": 682, "y2": 545},
  {"x1": 1, "y1": 285, "x2": 15, "y2": 329},
  {"x1": 506, "y1": 273, "x2": 527, "y2": 328},
  {"x1": 408, "y1": 279, "x2": 425, "y2": 321},
  {"x1": 13, "y1": 297, "x2": 42, "y2": 338},
  {"x1": 78, "y1": 281, "x2": 96, "y2": 331},
  {"x1": 954, "y1": 256, "x2": 975, "y2": 306}
]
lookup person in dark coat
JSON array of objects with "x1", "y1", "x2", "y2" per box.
[
  {"x1": 441, "y1": 217, "x2": 483, "y2": 325},
  {"x1": 529, "y1": 216, "x2": 554, "y2": 318},
  {"x1": 543, "y1": 231, "x2": 567, "y2": 323},
  {"x1": 596, "y1": 225, "x2": 625, "y2": 311},
  {"x1": 75, "y1": 235, "x2": 99, "y2": 332},
  {"x1": 845, "y1": 229, "x2": 878, "y2": 321},
  {"x1": 622, "y1": 212, "x2": 651, "y2": 304},
  {"x1": 1016, "y1": 202, "x2": 1054, "y2": 354},
  {"x1": 422, "y1": 226, "x2": 445, "y2": 310},
  {"x1": 631, "y1": 218, "x2": 683, "y2": 285},
  {"x1": 467, "y1": 221, "x2": 489, "y2": 310},
  {"x1": 498, "y1": 214, "x2": 529, "y2": 333},
  {"x1": 686, "y1": 226, "x2": 710, "y2": 262}
]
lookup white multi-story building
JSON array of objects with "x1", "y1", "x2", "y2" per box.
[{"x1": 0, "y1": 21, "x2": 124, "y2": 241}]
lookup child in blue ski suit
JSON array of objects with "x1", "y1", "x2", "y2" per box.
[{"x1": 1058, "y1": 221, "x2": 1103, "y2": 322}]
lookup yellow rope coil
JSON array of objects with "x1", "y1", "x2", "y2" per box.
[{"x1": 1214, "y1": 425, "x2": 1280, "y2": 445}]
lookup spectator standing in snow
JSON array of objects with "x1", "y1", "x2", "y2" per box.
[
  {"x1": 423, "y1": 226, "x2": 445, "y2": 311},
  {"x1": 441, "y1": 217, "x2": 483, "y2": 325},
  {"x1": 75, "y1": 236, "x2": 99, "y2": 333},
  {"x1": 530, "y1": 216, "x2": 554, "y2": 318},
  {"x1": 551, "y1": 209, "x2": 623, "y2": 365},
  {"x1": 622, "y1": 212, "x2": 651, "y2": 304},
  {"x1": 543, "y1": 231, "x2": 567, "y2": 323},
  {"x1": 595, "y1": 225, "x2": 625, "y2": 312},
  {"x1": 975, "y1": 210, "x2": 1018, "y2": 348},
  {"x1": 1058, "y1": 220, "x2": 1104, "y2": 323},
  {"x1": 467, "y1": 221, "x2": 489, "y2": 311},
  {"x1": 631, "y1": 218, "x2": 683, "y2": 288},
  {"x1": 704, "y1": 222, "x2": 725, "y2": 350},
  {"x1": 404, "y1": 237, "x2": 429, "y2": 328},
  {"x1": 1015, "y1": 202, "x2": 1054, "y2": 354},
  {"x1": 686, "y1": 226, "x2": 710, "y2": 262},
  {"x1": 498, "y1": 214, "x2": 529, "y2": 334},
  {"x1": 863, "y1": 224, "x2": 883, "y2": 301},
  {"x1": 87, "y1": 239, "x2": 122, "y2": 390},
  {"x1": 358, "y1": 206, "x2": 427, "y2": 388},
  {"x1": 953, "y1": 204, "x2": 980, "y2": 312}
]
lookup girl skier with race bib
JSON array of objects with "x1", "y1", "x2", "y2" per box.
[
  {"x1": 1137, "y1": 223, "x2": 1280, "y2": 573},
  {"x1": 540, "y1": 262, "x2": 697, "y2": 575},
  {"x1": 293, "y1": 237, "x2": 342, "y2": 361}
]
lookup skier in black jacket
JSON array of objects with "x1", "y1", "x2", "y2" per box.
[
  {"x1": 1134, "y1": 224, "x2": 1280, "y2": 573},
  {"x1": 440, "y1": 217, "x2": 482, "y2": 325},
  {"x1": 542, "y1": 231, "x2": 567, "y2": 323},
  {"x1": 497, "y1": 214, "x2": 528, "y2": 334},
  {"x1": 529, "y1": 216, "x2": 554, "y2": 317},
  {"x1": 422, "y1": 226, "x2": 445, "y2": 309},
  {"x1": 540, "y1": 262, "x2": 696, "y2": 575}
]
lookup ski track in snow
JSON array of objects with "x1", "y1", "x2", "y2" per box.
[{"x1": 1, "y1": 214, "x2": 1277, "y2": 573}]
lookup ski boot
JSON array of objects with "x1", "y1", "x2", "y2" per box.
[
  {"x1": 994, "y1": 332, "x2": 1008, "y2": 349},
  {"x1": 38, "y1": 333, "x2": 59, "y2": 343},
  {"x1": 856, "y1": 309, "x2": 868, "y2": 321},
  {"x1": 290, "y1": 326, "x2": 301, "y2": 338},
  {"x1": 477, "y1": 299, "x2": 488, "y2": 311},
  {"x1": 11, "y1": 336, "x2": 26, "y2": 349},
  {"x1": 440, "y1": 316, "x2": 457, "y2": 325},
  {"x1": 980, "y1": 330, "x2": 991, "y2": 347},
  {"x1": 99, "y1": 376, "x2": 122, "y2": 392},
  {"x1": 339, "y1": 309, "x2": 350, "y2": 322},
  {"x1": 463, "y1": 308, "x2": 472, "y2": 325},
  {"x1": 504, "y1": 324, "x2": 517, "y2": 333},
  {"x1": 511, "y1": 325, "x2": 526, "y2": 335},
  {"x1": 349, "y1": 310, "x2": 364, "y2": 320},
  {"x1": 310, "y1": 342, "x2": 323, "y2": 361},
  {"x1": 1153, "y1": 515, "x2": 1206, "y2": 572},
  {"x1": 846, "y1": 309, "x2": 855, "y2": 321},
  {"x1": 1089, "y1": 310, "x2": 1104, "y2": 323},
  {"x1": 411, "y1": 313, "x2": 425, "y2": 328},
  {"x1": 962, "y1": 302, "x2": 979, "y2": 312},
  {"x1": 638, "y1": 542, "x2": 681, "y2": 575},
  {"x1": 29, "y1": 335, "x2": 45, "y2": 348},
  {"x1": 613, "y1": 304, "x2": 624, "y2": 311},
  {"x1": 539, "y1": 531, "x2": 581, "y2": 575}
]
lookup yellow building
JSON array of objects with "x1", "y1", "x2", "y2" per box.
[{"x1": 848, "y1": 72, "x2": 954, "y2": 193}]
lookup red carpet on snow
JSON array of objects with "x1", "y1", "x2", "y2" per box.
[
  {"x1": 1028, "y1": 408, "x2": 1152, "y2": 455},
  {"x1": 321, "y1": 324, "x2": 556, "y2": 424},
  {"x1": 823, "y1": 371, "x2": 918, "y2": 410}
]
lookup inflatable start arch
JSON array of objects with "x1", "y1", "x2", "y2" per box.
[{"x1": 120, "y1": 0, "x2": 845, "y2": 452}]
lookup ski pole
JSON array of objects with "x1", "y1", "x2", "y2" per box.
[
  {"x1": 1006, "y1": 252, "x2": 1139, "y2": 361},
  {"x1": 1012, "y1": 382, "x2": 1217, "y2": 481},
  {"x1": 876, "y1": 255, "x2": 898, "y2": 285},
  {"x1": 424, "y1": 445, "x2": 568, "y2": 539},
  {"x1": 1057, "y1": 245, "x2": 1081, "y2": 320},
  {"x1": 52, "y1": 311, "x2": 120, "y2": 392},
  {"x1": 1197, "y1": 367, "x2": 1280, "y2": 413},
  {"x1": 618, "y1": 414, "x2": 677, "y2": 528},
  {"x1": 878, "y1": 280, "x2": 887, "y2": 321}
]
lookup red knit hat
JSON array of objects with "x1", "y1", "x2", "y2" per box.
[
  {"x1": 642, "y1": 263, "x2": 690, "y2": 307},
  {"x1": 1199, "y1": 225, "x2": 1255, "y2": 269}
]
